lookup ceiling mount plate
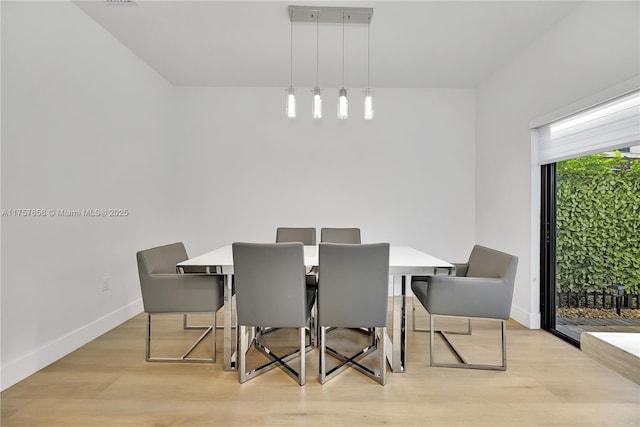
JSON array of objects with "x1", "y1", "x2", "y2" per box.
[{"x1": 288, "y1": 6, "x2": 373, "y2": 24}]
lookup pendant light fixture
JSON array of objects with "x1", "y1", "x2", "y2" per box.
[
  {"x1": 337, "y1": 12, "x2": 348, "y2": 120},
  {"x1": 287, "y1": 6, "x2": 373, "y2": 121},
  {"x1": 286, "y1": 10, "x2": 296, "y2": 119},
  {"x1": 364, "y1": 14, "x2": 374, "y2": 120},
  {"x1": 312, "y1": 11, "x2": 322, "y2": 119}
]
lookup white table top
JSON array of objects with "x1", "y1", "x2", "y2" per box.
[{"x1": 178, "y1": 244, "x2": 453, "y2": 275}]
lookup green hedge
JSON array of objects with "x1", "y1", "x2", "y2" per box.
[{"x1": 556, "y1": 152, "x2": 640, "y2": 294}]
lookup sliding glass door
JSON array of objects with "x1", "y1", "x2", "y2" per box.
[
  {"x1": 537, "y1": 90, "x2": 640, "y2": 345},
  {"x1": 540, "y1": 148, "x2": 640, "y2": 345}
]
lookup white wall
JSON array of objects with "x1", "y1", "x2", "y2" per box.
[
  {"x1": 475, "y1": 1, "x2": 640, "y2": 328},
  {"x1": 172, "y1": 87, "x2": 477, "y2": 262},
  {"x1": 1, "y1": 1, "x2": 176, "y2": 389}
]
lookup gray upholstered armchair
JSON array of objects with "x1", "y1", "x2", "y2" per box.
[
  {"x1": 411, "y1": 245, "x2": 518, "y2": 370},
  {"x1": 136, "y1": 242, "x2": 224, "y2": 363}
]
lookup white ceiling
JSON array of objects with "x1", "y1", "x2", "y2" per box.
[{"x1": 75, "y1": 0, "x2": 582, "y2": 88}]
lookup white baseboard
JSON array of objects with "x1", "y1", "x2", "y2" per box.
[
  {"x1": 1, "y1": 299, "x2": 143, "y2": 391},
  {"x1": 510, "y1": 303, "x2": 541, "y2": 329}
]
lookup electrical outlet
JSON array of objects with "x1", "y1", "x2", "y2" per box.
[{"x1": 102, "y1": 276, "x2": 110, "y2": 292}]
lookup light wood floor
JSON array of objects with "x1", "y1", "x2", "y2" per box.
[{"x1": 2, "y1": 307, "x2": 639, "y2": 427}]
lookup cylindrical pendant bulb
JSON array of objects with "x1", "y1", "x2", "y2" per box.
[
  {"x1": 364, "y1": 89, "x2": 374, "y2": 120},
  {"x1": 286, "y1": 86, "x2": 296, "y2": 119},
  {"x1": 338, "y1": 88, "x2": 348, "y2": 120},
  {"x1": 312, "y1": 87, "x2": 322, "y2": 119}
]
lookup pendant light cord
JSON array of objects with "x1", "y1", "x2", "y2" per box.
[
  {"x1": 316, "y1": 12, "x2": 319, "y2": 88},
  {"x1": 342, "y1": 12, "x2": 345, "y2": 87},
  {"x1": 290, "y1": 12, "x2": 293, "y2": 87},
  {"x1": 367, "y1": 16, "x2": 370, "y2": 89}
]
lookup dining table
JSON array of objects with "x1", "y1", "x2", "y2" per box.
[{"x1": 177, "y1": 244, "x2": 454, "y2": 372}]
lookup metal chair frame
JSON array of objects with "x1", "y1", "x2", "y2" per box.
[
  {"x1": 146, "y1": 312, "x2": 217, "y2": 363},
  {"x1": 238, "y1": 324, "x2": 314, "y2": 385},
  {"x1": 429, "y1": 314, "x2": 507, "y2": 371},
  {"x1": 319, "y1": 326, "x2": 386, "y2": 385}
]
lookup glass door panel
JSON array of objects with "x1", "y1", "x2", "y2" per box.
[{"x1": 542, "y1": 147, "x2": 640, "y2": 344}]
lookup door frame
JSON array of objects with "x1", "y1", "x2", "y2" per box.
[{"x1": 539, "y1": 162, "x2": 580, "y2": 347}]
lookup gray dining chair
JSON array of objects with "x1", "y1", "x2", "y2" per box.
[
  {"x1": 411, "y1": 245, "x2": 518, "y2": 370},
  {"x1": 276, "y1": 227, "x2": 318, "y2": 343},
  {"x1": 275, "y1": 227, "x2": 318, "y2": 284},
  {"x1": 320, "y1": 227, "x2": 364, "y2": 338},
  {"x1": 320, "y1": 227, "x2": 361, "y2": 244},
  {"x1": 136, "y1": 242, "x2": 224, "y2": 363},
  {"x1": 275, "y1": 227, "x2": 316, "y2": 245},
  {"x1": 232, "y1": 242, "x2": 315, "y2": 385},
  {"x1": 317, "y1": 242, "x2": 390, "y2": 385}
]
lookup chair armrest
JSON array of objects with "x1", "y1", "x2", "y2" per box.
[
  {"x1": 142, "y1": 274, "x2": 224, "y2": 314},
  {"x1": 425, "y1": 276, "x2": 512, "y2": 320},
  {"x1": 411, "y1": 262, "x2": 468, "y2": 284}
]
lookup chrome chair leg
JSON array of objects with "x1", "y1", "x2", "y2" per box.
[
  {"x1": 239, "y1": 325, "x2": 248, "y2": 383},
  {"x1": 429, "y1": 314, "x2": 506, "y2": 371},
  {"x1": 377, "y1": 327, "x2": 387, "y2": 385}
]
